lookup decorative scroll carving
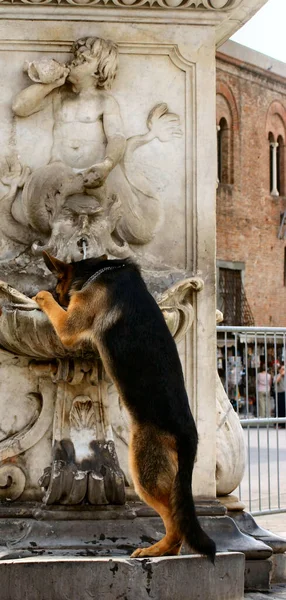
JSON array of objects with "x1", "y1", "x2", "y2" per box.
[
  {"x1": 0, "y1": 379, "x2": 54, "y2": 501},
  {"x1": 0, "y1": 0, "x2": 242, "y2": 8},
  {"x1": 0, "y1": 388, "x2": 54, "y2": 462},
  {"x1": 0, "y1": 464, "x2": 26, "y2": 502},
  {"x1": 0, "y1": 280, "x2": 38, "y2": 312},
  {"x1": 158, "y1": 276, "x2": 203, "y2": 343}
]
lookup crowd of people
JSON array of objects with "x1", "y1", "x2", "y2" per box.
[
  {"x1": 221, "y1": 354, "x2": 286, "y2": 426},
  {"x1": 248, "y1": 362, "x2": 285, "y2": 425},
  {"x1": 257, "y1": 362, "x2": 286, "y2": 425}
]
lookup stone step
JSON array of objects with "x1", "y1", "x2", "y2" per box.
[{"x1": 0, "y1": 553, "x2": 245, "y2": 600}]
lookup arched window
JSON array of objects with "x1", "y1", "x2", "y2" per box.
[
  {"x1": 266, "y1": 102, "x2": 286, "y2": 197},
  {"x1": 217, "y1": 117, "x2": 229, "y2": 184},
  {"x1": 216, "y1": 83, "x2": 238, "y2": 186}
]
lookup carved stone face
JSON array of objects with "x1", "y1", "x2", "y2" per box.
[
  {"x1": 44, "y1": 193, "x2": 130, "y2": 262},
  {"x1": 67, "y1": 57, "x2": 100, "y2": 87},
  {"x1": 50, "y1": 206, "x2": 106, "y2": 261}
]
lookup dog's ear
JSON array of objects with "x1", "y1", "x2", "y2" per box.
[
  {"x1": 98, "y1": 254, "x2": 108, "y2": 261},
  {"x1": 43, "y1": 252, "x2": 69, "y2": 276}
]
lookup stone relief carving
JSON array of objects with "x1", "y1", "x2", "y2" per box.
[
  {"x1": 0, "y1": 0, "x2": 242, "y2": 9},
  {"x1": 0, "y1": 36, "x2": 193, "y2": 503},
  {"x1": 158, "y1": 276, "x2": 203, "y2": 343},
  {"x1": 0, "y1": 388, "x2": 53, "y2": 461},
  {"x1": 0, "y1": 465, "x2": 26, "y2": 502},
  {"x1": 1, "y1": 37, "x2": 182, "y2": 270},
  {"x1": 36, "y1": 361, "x2": 126, "y2": 505},
  {"x1": 0, "y1": 377, "x2": 55, "y2": 501}
]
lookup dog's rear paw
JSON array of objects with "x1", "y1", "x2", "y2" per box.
[
  {"x1": 131, "y1": 538, "x2": 182, "y2": 558},
  {"x1": 131, "y1": 547, "x2": 152, "y2": 558}
]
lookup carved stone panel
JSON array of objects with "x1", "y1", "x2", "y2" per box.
[{"x1": 0, "y1": 38, "x2": 194, "y2": 298}]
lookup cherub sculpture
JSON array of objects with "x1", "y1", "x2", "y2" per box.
[{"x1": 2, "y1": 36, "x2": 182, "y2": 263}]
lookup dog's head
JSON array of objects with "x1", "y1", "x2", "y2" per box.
[{"x1": 43, "y1": 251, "x2": 108, "y2": 306}]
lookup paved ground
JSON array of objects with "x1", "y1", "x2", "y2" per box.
[
  {"x1": 244, "y1": 584, "x2": 286, "y2": 599},
  {"x1": 238, "y1": 427, "x2": 286, "y2": 600},
  {"x1": 239, "y1": 428, "x2": 286, "y2": 514},
  {"x1": 239, "y1": 428, "x2": 286, "y2": 600},
  {"x1": 255, "y1": 512, "x2": 286, "y2": 539}
]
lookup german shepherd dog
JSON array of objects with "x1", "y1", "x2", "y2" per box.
[{"x1": 33, "y1": 252, "x2": 216, "y2": 561}]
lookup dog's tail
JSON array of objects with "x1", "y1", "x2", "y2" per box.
[{"x1": 172, "y1": 432, "x2": 216, "y2": 563}]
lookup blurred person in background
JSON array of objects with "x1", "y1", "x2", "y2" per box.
[
  {"x1": 257, "y1": 363, "x2": 272, "y2": 418},
  {"x1": 274, "y1": 364, "x2": 286, "y2": 429}
]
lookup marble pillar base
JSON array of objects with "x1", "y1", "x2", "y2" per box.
[
  {"x1": 230, "y1": 511, "x2": 286, "y2": 555},
  {"x1": 230, "y1": 510, "x2": 286, "y2": 588},
  {"x1": 0, "y1": 501, "x2": 280, "y2": 593},
  {"x1": 0, "y1": 502, "x2": 272, "y2": 560}
]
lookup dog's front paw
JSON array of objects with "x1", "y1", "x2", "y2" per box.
[{"x1": 32, "y1": 291, "x2": 53, "y2": 307}]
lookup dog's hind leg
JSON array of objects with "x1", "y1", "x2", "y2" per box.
[
  {"x1": 129, "y1": 424, "x2": 182, "y2": 558},
  {"x1": 131, "y1": 492, "x2": 182, "y2": 558}
]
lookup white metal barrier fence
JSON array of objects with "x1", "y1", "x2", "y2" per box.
[{"x1": 217, "y1": 326, "x2": 286, "y2": 515}]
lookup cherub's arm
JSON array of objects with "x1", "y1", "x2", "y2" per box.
[
  {"x1": 125, "y1": 103, "x2": 182, "y2": 156},
  {"x1": 12, "y1": 72, "x2": 68, "y2": 118},
  {"x1": 103, "y1": 95, "x2": 126, "y2": 166}
]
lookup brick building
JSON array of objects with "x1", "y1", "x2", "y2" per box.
[{"x1": 216, "y1": 41, "x2": 286, "y2": 327}]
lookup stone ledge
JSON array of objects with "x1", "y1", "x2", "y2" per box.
[{"x1": 0, "y1": 553, "x2": 245, "y2": 600}]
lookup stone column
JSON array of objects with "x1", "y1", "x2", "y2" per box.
[{"x1": 270, "y1": 141, "x2": 279, "y2": 196}]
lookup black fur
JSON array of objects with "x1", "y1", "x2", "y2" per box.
[{"x1": 68, "y1": 256, "x2": 216, "y2": 561}]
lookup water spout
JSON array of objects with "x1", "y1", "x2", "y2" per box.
[
  {"x1": 78, "y1": 238, "x2": 88, "y2": 259},
  {"x1": 82, "y1": 239, "x2": 87, "y2": 260}
]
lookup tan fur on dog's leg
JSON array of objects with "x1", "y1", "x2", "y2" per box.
[
  {"x1": 131, "y1": 493, "x2": 182, "y2": 558},
  {"x1": 33, "y1": 291, "x2": 90, "y2": 348},
  {"x1": 129, "y1": 424, "x2": 182, "y2": 558},
  {"x1": 33, "y1": 292, "x2": 68, "y2": 332}
]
